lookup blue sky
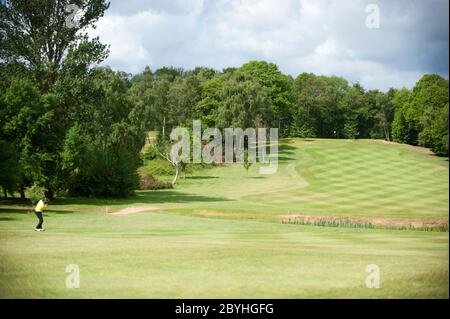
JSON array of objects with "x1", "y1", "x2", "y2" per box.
[{"x1": 88, "y1": 0, "x2": 449, "y2": 90}]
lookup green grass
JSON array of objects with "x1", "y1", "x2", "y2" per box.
[
  {"x1": 142, "y1": 138, "x2": 448, "y2": 223},
  {"x1": 0, "y1": 138, "x2": 448, "y2": 298}
]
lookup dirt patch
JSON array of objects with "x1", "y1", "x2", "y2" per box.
[
  {"x1": 111, "y1": 206, "x2": 161, "y2": 216},
  {"x1": 280, "y1": 214, "x2": 448, "y2": 230}
]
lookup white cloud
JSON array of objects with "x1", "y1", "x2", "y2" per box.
[{"x1": 89, "y1": 0, "x2": 449, "y2": 90}]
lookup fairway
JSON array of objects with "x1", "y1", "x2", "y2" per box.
[{"x1": 0, "y1": 139, "x2": 448, "y2": 298}]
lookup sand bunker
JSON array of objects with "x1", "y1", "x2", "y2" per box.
[{"x1": 111, "y1": 206, "x2": 161, "y2": 216}]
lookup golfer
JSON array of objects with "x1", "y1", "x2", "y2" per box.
[{"x1": 34, "y1": 197, "x2": 49, "y2": 231}]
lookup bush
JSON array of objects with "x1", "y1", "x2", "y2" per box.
[
  {"x1": 143, "y1": 144, "x2": 159, "y2": 161},
  {"x1": 66, "y1": 148, "x2": 140, "y2": 197},
  {"x1": 139, "y1": 174, "x2": 172, "y2": 190},
  {"x1": 62, "y1": 124, "x2": 142, "y2": 197},
  {"x1": 140, "y1": 159, "x2": 175, "y2": 176},
  {"x1": 25, "y1": 184, "x2": 46, "y2": 204}
]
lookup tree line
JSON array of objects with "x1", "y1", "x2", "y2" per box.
[
  {"x1": 0, "y1": 0, "x2": 448, "y2": 198},
  {"x1": 128, "y1": 62, "x2": 448, "y2": 155}
]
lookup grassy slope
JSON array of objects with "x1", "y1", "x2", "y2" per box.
[
  {"x1": 0, "y1": 139, "x2": 448, "y2": 298},
  {"x1": 152, "y1": 138, "x2": 449, "y2": 222}
]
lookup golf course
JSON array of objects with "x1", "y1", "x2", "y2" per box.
[{"x1": 0, "y1": 138, "x2": 448, "y2": 298}]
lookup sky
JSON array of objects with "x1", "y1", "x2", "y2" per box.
[{"x1": 88, "y1": 0, "x2": 449, "y2": 91}]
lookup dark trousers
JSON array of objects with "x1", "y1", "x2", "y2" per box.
[{"x1": 35, "y1": 210, "x2": 44, "y2": 229}]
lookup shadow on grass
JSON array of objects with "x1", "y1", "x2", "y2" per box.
[
  {"x1": 0, "y1": 216, "x2": 19, "y2": 221},
  {"x1": 277, "y1": 156, "x2": 296, "y2": 162},
  {"x1": 0, "y1": 198, "x2": 31, "y2": 206},
  {"x1": 278, "y1": 144, "x2": 297, "y2": 153},
  {"x1": 186, "y1": 176, "x2": 219, "y2": 180},
  {"x1": 51, "y1": 190, "x2": 233, "y2": 206},
  {"x1": 0, "y1": 207, "x2": 76, "y2": 215}
]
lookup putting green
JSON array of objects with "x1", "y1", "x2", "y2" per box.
[{"x1": 0, "y1": 139, "x2": 448, "y2": 298}]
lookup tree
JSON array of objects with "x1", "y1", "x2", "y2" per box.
[
  {"x1": 128, "y1": 66, "x2": 155, "y2": 134},
  {"x1": 0, "y1": 0, "x2": 111, "y2": 197},
  {"x1": 194, "y1": 76, "x2": 224, "y2": 128},
  {"x1": 430, "y1": 103, "x2": 449, "y2": 156},
  {"x1": 154, "y1": 66, "x2": 184, "y2": 81},
  {"x1": 391, "y1": 74, "x2": 448, "y2": 153},
  {"x1": 0, "y1": 78, "x2": 55, "y2": 193},
  {"x1": 59, "y1": 68, "x2": 145, "y2": 197},
  {"x1": 0, "y1": 0, "x2": 109, "y2": 90},
  {"x1": 412, "y1": 75, "x2": 449, "y2": 151},
  {"x1": 0, "y1": 139, "x2": 21, "y2": 198},
  {"x1": 240, "y1": 61, "x2": 292, "y2": 135},
  {"x1": 339, "y1": 83, "x2": 368, "y2": 139},
  {"x1": 151, "y1": 76, "x2": 171, "y2": 138},
  {"x1": 167, "y1": 73, "x2": 201, "y2": 129},
  {"x1": 243, "y1": 149, "x2": 252, "y2": 176},
  {"x1": 405, "y1": 74, "x2": 448, "y2": 145},
  {"x1": 291, "y1": 73, "x2": 348, "y2": 138},
  {"x1": 391, "y1": 88, "x2": 411, "y2": 143},
  {"x1": 343, "y1": 121, "x2": 359, "y2": 139},
  {"x1": 419, "y1": 102, "x2": 449, "y2": 155},
  {"x1": 367, "y1": 90, "x2": 395, "y2": 140},
  {"x1": 215, "y1": 72, "x2": 273, "y2": 129},
  {"x1": 155, "y1": 138, "x2": 181, "y2": 186}
]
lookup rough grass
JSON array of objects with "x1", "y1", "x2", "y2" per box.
[{"x1": 281, "y1": 215, "x2": 449, "y2": 232}]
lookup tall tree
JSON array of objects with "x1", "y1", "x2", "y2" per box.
[
  {"x1": 61, "y1": 68, "x2": 145, "y2": 197},
  {"x1": 392, "y1": 74, "x2": 449, "y2": 151},
  {"x1": 391, "y1": 88, "x2": 412, "y2": 143},
  {"x1": 215, "y1": 72, "x2": 273, "y2": 129},
  {"x1": 291, "y1": 73, "x2": 348, "y2": 138},
  {"x1": 0, "y1": 0, "x2": 110, "y2": 197},
  {"x1": 240, "y1": 61, "x2": 292, "y2": 135},
  {"x1": 0, "y1": 0, "x2": 110, "y2": 90},
  {"x1": 339, "y1": 83, "x2": 368, "y2": 139},
  {"x1": 367, "y1": 89, "x2": 395, "y2": 140},
  {"x1": 151, "y1": 76, "x2": 171, "y2": 138},
  {"x1": 167, "y1": 73, "x2": 201, "y2": 129}
]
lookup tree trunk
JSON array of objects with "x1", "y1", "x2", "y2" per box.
[
  {"x1": 171, "y1": 162, "x2": 179, "y2": 185},
  {"x1": 162, "y1": 116, "x2": 166, "y2": 138},
  {"x1": 19, "y1": 186, "x2": 25, "y2": 199},
  {"x1": 384, "y1": 126, "x2": 390, "y2": 141},
  {"x1": 3, "y1": 188, "x2": 7, "y2": 199}
]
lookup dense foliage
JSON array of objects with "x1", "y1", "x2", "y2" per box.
[
  {"x1": 0, "y1": 0, "x2": 145, "y2": 197},
  {"x1": 0, "y1": 0, "x2": 448, "y2": 198},
  {"x1": 128, "y1": 63, "x2": 447, "y2": 154}
]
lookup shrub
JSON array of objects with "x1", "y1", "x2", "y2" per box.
[
  {"x1": 140, "y1": 159, "x2": 175, "y2": 176},
  {"x1": 25, "y1": 184, "x2": 47, "y2": 204},
  {"x1": 143, "y1": 144, "x2": 159, "y2": 161},
  {"x1": 139, "y1": 174, "x2": 172, "y2": 190},
  {"x1": 62, "y1": 124, "x2": 141, "y2": 197}
]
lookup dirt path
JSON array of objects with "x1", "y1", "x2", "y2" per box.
[{"x1": 111, "y1": 206, "x2": 161, "y2": 216}]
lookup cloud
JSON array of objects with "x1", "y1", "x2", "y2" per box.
[{"x1": 89, "y1": 0, "x2": 449, "y2": 90}]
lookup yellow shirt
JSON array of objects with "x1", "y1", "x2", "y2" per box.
[{"x1": 35, "y1": 200, "x2": 47, "y2": 212}]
